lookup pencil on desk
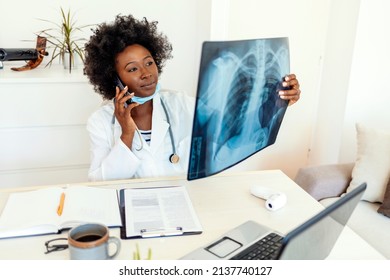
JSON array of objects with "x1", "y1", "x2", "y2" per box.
[{"x1": 57, "y1": 192, "x2": 65, "y2": 216}]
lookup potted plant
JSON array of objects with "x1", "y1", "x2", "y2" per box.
[{"x1": 37, "y1": 7, "x2": 93, "y2": 73}]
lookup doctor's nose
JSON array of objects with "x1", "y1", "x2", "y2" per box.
[{"x1": 140, "y1": 70, "x2": 152, "y2": 79}]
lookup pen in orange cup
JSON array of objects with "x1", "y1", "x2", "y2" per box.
[{"x1": 57, "y1": 192, "x2": 66, "y2": 216}]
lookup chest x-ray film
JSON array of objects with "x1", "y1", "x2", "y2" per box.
[{"x1": 187, "y1": 37, "x2": 290, "y2": 180}]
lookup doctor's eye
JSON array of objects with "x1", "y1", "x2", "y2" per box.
[{"x1": 145, "y1": 60, "x2": 154, "y2": 67}]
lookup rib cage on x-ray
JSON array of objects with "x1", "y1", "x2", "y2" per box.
[
  {"x1": 188, "y1": 38, "x2": 290, "y2": 180},
  {"x1": 218, "y1": 53, "x2": 256, "y2": 149},
  {"x1": 258, "y1": 50, "x2": 289, "y2": 145}
]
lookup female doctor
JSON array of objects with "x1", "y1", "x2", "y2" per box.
[{"x1": 83, "y1": 14, "x2": 301, "y2": 181}]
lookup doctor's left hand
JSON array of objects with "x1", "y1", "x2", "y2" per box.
[{"x1": 278, "y1": 74, "x2": 301, "y2": 105}]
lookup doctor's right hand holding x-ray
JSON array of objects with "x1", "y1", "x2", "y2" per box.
[{"x1": 83, "y1": 14, "x2": 301, "y2": 182}]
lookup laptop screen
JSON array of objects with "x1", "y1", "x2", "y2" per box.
[
  {"x1": 278, "y1": 183, "x2": 367, "y2": 260},
  {"x1": 187, "y1": 37, "x2": 290, "y2": 180}
]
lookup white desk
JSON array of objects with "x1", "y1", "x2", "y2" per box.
[{"x1": 0, "y1": 170, "x2": 385, "y2": 260}]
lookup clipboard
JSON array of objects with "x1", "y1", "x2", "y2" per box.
[{"x1": 118, "y1": 186, "x2": 203, "y2": 239}]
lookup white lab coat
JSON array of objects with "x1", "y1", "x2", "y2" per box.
[{"x1": 87, "y1": 89, "x2": 195, "y2": 181}]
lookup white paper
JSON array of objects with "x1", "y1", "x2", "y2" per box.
[{"x1": 122, "y1": 186, "x2": 202, "y2": 238}]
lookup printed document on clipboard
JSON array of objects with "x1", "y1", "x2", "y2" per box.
[{"x1": 119, "y1": 186, "x2": 202, "y2": 239}]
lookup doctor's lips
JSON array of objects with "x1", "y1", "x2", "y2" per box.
[{"x1": 140, "y1": 82, "x2": 156, "y2": 89}]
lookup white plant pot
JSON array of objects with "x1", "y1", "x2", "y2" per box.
[{"x1": 63, "y1": 52, "x2": 81, "y2": 72}]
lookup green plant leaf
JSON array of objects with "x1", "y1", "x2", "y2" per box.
[{"x1": 35, "y1": 6, "x2": 94, "y2": 72}]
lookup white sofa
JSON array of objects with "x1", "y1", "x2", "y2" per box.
[{"x1": 295, "y1": 163, "x2": 390, "y2": 259}]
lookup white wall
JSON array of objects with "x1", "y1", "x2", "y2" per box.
[
  {"x1": 0, "y1": 70, "x2": 103, "y2": 188},
  {"x1": 309, "y1": 0, "x2": 361, "y2": 165},
  {"x1": 218, "y1": 0, "x2": 331, "y2": 177},
  {"x1": 339, "y1": 0, "x2": 390, "y2": 162}
]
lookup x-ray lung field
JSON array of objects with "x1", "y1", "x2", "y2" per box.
[{"x1": 187, "y1": 37, "x2": 290, "y2": 180}]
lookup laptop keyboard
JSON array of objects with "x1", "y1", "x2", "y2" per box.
[{"x1": 230, "y1": 232, "x2": 284, "y2": 260}]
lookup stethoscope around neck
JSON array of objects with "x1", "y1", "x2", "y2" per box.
[{"x1": 111, "y1": 98, "x2": 180, "y2": 164}]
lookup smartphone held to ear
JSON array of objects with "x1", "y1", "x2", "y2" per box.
[{"x1": 115, "y1": 76, "x2": 133, "y2": 105}]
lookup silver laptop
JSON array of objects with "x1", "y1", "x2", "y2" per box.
[{"x1": 181, "y1": 183, "x2": 366, "y2": 260}]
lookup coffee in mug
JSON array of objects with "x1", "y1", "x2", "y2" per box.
[{"x1": 68, "y1": 223, "x2": 121, "y2": 260}]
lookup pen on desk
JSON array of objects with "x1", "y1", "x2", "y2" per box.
[{"x1": 57, "y1": 192, "x2": 65, "y2": 216}]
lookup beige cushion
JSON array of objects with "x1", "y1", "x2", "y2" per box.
[
  {"x1": 378, "y1": 180, "x2": 390, "y2": 217},
  {"x1": 294, "y1": 163, "x2": 354, "y2": 201},
  {"x1": 346, "y1": 123, "x2": 390, "y2": 203}
]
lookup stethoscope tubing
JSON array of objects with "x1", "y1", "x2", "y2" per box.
[{"x1": 160, "y1": 98, "x2": 178, "y2": 160}]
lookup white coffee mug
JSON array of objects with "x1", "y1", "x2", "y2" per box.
[{"x1": 68, "y1": 223, "x2": 121, "y2": 260}]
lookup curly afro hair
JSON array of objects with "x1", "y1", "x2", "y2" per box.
[{"x1": 84, "y1": 14, "x2": 173, "y2": 100}]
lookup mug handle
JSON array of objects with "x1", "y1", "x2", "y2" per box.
[{"x1": 107, "y1": 236, "x2": 121, "y2": 259}]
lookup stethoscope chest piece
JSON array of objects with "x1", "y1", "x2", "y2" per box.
[{"x1": 169, "y1": 154, "x2": 180, "y2": 164}]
